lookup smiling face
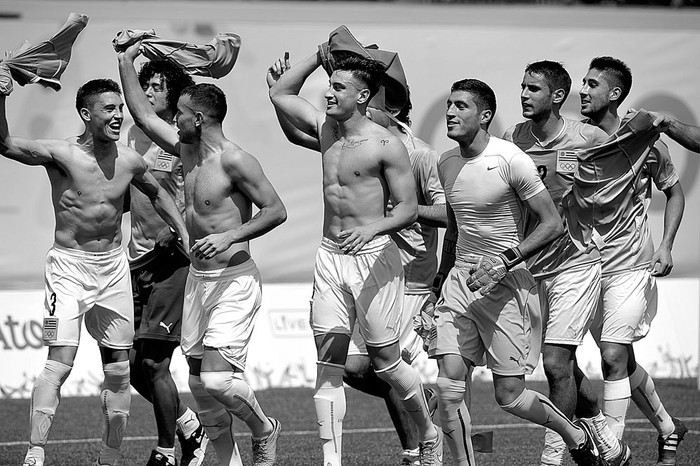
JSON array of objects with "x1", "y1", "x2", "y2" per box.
[
  {"x1": 520, "y1": 71, "x2": 554, "y2": 120},
  {"x1": 324, "y1": 70, "x2": 368, "y2": 120},
  {"x1": 82, "y1": 92, "x2": 124, "y2": 142},
  {"x1": 580, "y1": 68, "x2": 615, "y2": 118},
  {"x1": 445, "y1": 90, "x2": 487, "y2": 144}
]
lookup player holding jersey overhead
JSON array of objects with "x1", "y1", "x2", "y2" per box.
[
  {"x1": 432, "y1": 78, "x2": 600, "y2": 466},
  {"x1": 270, "y1": 47, "x2": 443, "y2": 465},
  {"x1": 503, "y1": 60, "x2": 630, "y2": 466},
  {"x1": 119, "y1": 42, "x2": 286, "y2": 466},
  {"x1": 126, "y1": 59, "x2": 208, "y2": 466},
  {"x1": 567, "y1": 56, "x2": 687, "y2": 466}
]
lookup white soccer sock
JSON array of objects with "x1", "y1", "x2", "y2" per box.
[
  {"x1": 603, "y1": 378, "x2": 631, "y2": 439},
  {"x1": 435, "y1": 377, "x2": 475, "y2": 466},
  {"x1": 176, "y1": 406, "x2": 200, "y2": 438},
  {"x1": 629, "y1": 365, "x2": 674, "y2": 437},
  {"x1": 375, "y1": 359, "x2": 436, "y2": 442},
  {"x1": 200, "y1": 371, "x2": 270, "y2": 438},
  {"x1": 29, "y1": 360, "x2": 72, "y2": 448},
  {"x1": 100, "y1": 361, "x2": 131, "y2": 451},
  {"x1": 540, "y1": 428, "x2": 565, "y2": 466},
  {"x1": 189, "y1": 374, "x2": 242, "y2": 466},
  {"x1": 578, "y1": 411, "x2": 621, "y2": 461},
  {"x1": 314, "y1": 361, "x2": 345, "y2": 466},
  {"x1": 499, "y1": 389, "x2": 584, "y2": 449}
]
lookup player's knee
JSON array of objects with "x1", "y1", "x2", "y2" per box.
[
  {"x1": 493, "y1": 379, "x2": 523, "y2": 407},
  {"x1": 600, "y1": 346, "x2": 628, "y2": 376},
  {"x1": 102, "y1": 361, "x2": 131, "y2": 448},
  {"x1": 435, "y1": 376, "x2": 465, "y2": 405},
  {"x1": 343, "y1": 355, "x2": 371, "y2": 381},
  {"x1": 200, "y1": 371, "x2": 234, "y2": 398},
  {"x1": 141, "y1": 357, "x2": 170, "y2": 381}
]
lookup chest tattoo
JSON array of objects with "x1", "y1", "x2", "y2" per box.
[
  {"x1": 380, "y1": 139, "x2": 389, "y2": 146},
  {"x1": 341, "y1": 138, "x2": 368, "y2": 149}
]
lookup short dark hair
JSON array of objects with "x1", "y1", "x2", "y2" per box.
[
  {"x1": 75, "y1": 79, "x2": 121, "y2": 112},
  {"x1": 451, "y1": 78, "x2": 497, "y2": 117},
  {"x1": 525, "y1": 60, "x2": 572, "y2": 103},
  {"x1": 334, "y1": 54, "x2": 385, "y2": 99},
  {"x1": 180, "y1": 83, "x2": 227, "y2": 123},
  {"x1": 138, "y1": 60, "x2": 195, "y2": 115},
  {"x1": 589, "y1": 56, "x2": 633, "y2": 103}
]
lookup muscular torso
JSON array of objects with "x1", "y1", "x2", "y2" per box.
[
  {"x1": 181, "y1": 144, "x2": 251, "y2": 271},
  {"x1": 319, "y1": 121, "x2": 391, "y2": 241},
  {"x1": 47, "y1": 138, "x2": 142, "y2": 252}
]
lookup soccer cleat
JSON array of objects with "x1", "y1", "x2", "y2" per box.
[
  {"x1": 569, "y1": 420, "x2": 601, "y2": 466},
  {"x1": 146, "y1": 450, "x2": 177, "y2": 466},
  {"x1": 602, "y1": 440, "x2": 631, "y2": 466},
  {"x1": 418, "y1": 427, "x2": 443, "y2": 466},
  {"x1": 22, "y1": 446, "x2": 45, "y2": 466},
  {"x1": 401, "y1": 447, "x2": 420, "y2": 465},
  {"x1": 21, "y1": 458, "x2": 43, "y2": 466},
  {"x1": 656, "y1": 417, "x2": 688, "y2": 465},
  {"x1": 177, "y1": 420, "x2": 209, "y2": 466},
  {"x1": 251, "y1": 417, "x2": 281, "y2": 466}
]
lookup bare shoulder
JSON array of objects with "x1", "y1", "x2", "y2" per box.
[
  {"x1": 220, "y1": 144, "x2": 262, "y2": 175},
  {"x1": 369, "y1": 124, "x2": 407, "y2": 161}
]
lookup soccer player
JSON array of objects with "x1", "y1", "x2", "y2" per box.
[
  {"x1": 503, "y1": 60, "x2": 630, "y2": 466},
  {"x1": 269, "y1": 50, "x2": 443, "y2": 465},
  {"x1": 0, "y1": 78, "x2": 188, "y2": 466},
  {"x1": 571, "y1": 56, "x2": 687, "y2": 465},
  {"x1": 126, "y1": 59, "x2": 208, "y2": 466},
  {"x1": 432, "y1": 77, "x2": 600, "y2": 466},
  {"x1": 118, "y1": 43, "x2": 286, "y2": 466},
  {"x1": 267, "y1": 52, "x2": 446, "y2": 466}
]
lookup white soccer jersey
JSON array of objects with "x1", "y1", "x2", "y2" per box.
[{"x1": 438, "y1": 136, "x2": 545, "y2": 260}]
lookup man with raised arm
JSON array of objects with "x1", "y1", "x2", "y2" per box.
[
  {"x1": 118, "y1": 42, "x2": 287, "y2": 466},
  {"x1": 0, "y1": 77, "x2": 188, "y2": 466},
  {"x1": 125, "y1": 59, "x2": 208, "y2": 466},
  {"x1": 269, "y1": 49, "x2": 442, "y2": 465}
]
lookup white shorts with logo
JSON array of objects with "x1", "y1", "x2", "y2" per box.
[
  {"x1": 348, "y1": 291, "x2": 427, "y2": 363},
  {"x1": 311, "y1": 236, "x2": 403, "y2": 348},
  {"x1": 181, "y1": 259, "x2": 262, "y2": 371},
  {"x1": 591, "y1": 268, "x2": 657, "y2": 344},
  {"x1": 429, "y1": 261, "x2": 541, "y2": 376},
  {"x1": 539, "y1": 263, "x2": 601, "y2": 346},
  {"x1": 43, "y1": 245, "x2": 134, "y2": 349}
]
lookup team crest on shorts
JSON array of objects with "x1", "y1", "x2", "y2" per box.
[
  {"x1": 153, "y1": 148, "x2": 174, "y2": 172},
  {"x1": 556, "y1": 150, "x2": 578, "y2": 174},
  {"x1": 43, "y1": 317, "x2": 58, "y2": 341}
]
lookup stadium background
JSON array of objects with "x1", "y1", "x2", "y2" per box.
[{"x1": 0, "y1": 0, "x2": 698, "y2": 398}]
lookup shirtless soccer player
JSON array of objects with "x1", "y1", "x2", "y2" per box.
[
  {"x1": 270, "y1": 51, "x2": 443, "y2": 465},
  {"x1": 503, "y1": 60, "x2": 630, "y2": 466},
  {"x1": 0, "y1": 78, "x2": 188, "y2": 466},
  {"x1": 431, "y1": 78, "x2": 600, "y2": 466},
  {"x1": 119, "y1": 43, "x2": 287, "y2": 466},
  {"x1": 125, "y1": 59, "x2": 208, "y2": 466}
]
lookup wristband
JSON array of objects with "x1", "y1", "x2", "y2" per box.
[
  {"x1": 498, "y1": 246, "x2": 524, "y2": 270},
  {"x1": 431, "y1": 272, "x2": 446, "y2": 298}
]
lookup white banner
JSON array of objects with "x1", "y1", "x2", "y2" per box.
[{"x1": 0, "y1": 280, "x2": 696, "y2": 398}]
